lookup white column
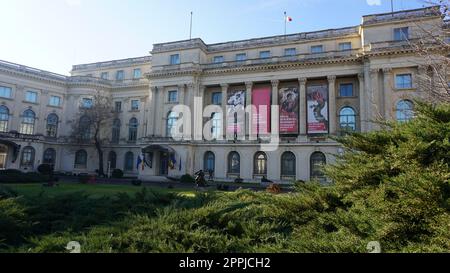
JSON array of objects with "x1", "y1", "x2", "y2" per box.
[
  {"x1": 298, "y1": 78, "x2": 307, "y2": 136},
  {"x1": 358, "y1": 73, "x2": 367, "y2": 132},
  {"x1": 327, "y1": 75, "x2": 337, "y2": 135},
  {"x1": 369, "y1": 69, "x2": 380, "y2": 130},
  {"x1": 221, "y1": 83, "x2": 228, "y2": 139},
  {"x1": 148, "y1": 86, "x2": 158, "y2": 136},
  {"x1": 178, "y1": 84, "x2": 186, "y2": 106},
  {"x1": 383, "y1": 68, "x2": 393, "y2": 121},
  {"x1": 271, "y1": 80, "x2": 279, "y2": 136},
  {"x1": 245, "y1": 81, "x2": 253, "y2": 137}
]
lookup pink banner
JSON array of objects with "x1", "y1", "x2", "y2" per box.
[{"x1": 252, "y1": 87, "x2": 271, "y2": 135}]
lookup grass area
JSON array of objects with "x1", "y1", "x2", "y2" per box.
[{"x1": 2, "y1": 183, "x2": 197, "y2": 199}]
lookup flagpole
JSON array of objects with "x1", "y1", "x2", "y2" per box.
[
  {"x1": 284, "y1": 11, "x2": 287, "y2": 36},
  {"x1": 189, "y1": 11, "x2": 193, "y2": 40},
  {"x1": 391, "y1": 0, "x2": 394, "y2": 14}
]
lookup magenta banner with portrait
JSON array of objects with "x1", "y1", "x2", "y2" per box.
[
  {"x1": 307, "y1": 84, "x2": 329, "y2": 134},
  {"x1": 279, "y1": 87, "x2": 299, "y2": 134},
  {"x1": 226, "y1": 89, "x2": 246, "y2": 134},
  {"x1": 251, "y1": 87, "x2": 271, "y2": 135}
]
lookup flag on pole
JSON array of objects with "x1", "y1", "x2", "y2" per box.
[
  {"x1": 286, "y1": 16, "x2": 293, "y2": 22},
  {"x1": 137, "y1": 154, "x2": 145, "y2": 171}
]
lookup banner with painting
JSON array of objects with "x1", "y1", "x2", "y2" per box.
[
  {"x1": 226, "y1": 89, "x2": 246, "y2": 135},
  {"x1": 307, "y1": 84, "x2": 329, "y2": 134},
  {"x1": 251, "y1": 87, "x2": 271, "y2": 135},
  {"x1": 279, "y1": 86, "x2": 299, "y2": 134}
]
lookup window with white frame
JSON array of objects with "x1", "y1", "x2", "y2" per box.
[
  {"x1": 25, "y1": 91, "x2": 38, "y2": 103},
  {"x1": 339, "y1": 42, "x2": 352, "y2": 51},
  {"x1": 236, "y1": 53, "x2": 247, "y2": 61},
  {"x1": 311, "y1": 45, "x2": 324, "y2": 54},
  {"x1": 133, "y1": 68, "x2": 141, "y2": 79},
  {"x1": 81, "y1": 98, "x2": 93, "y2": 108},
  {"x1": 395, "y1": 74, "x2": 413, "y2": 89},
  {"x1": 131, "y1": 100, "x2": 140, "y2": 111},
  {"x1": 284, "y1": 48, "x2": 296, "y2": 56},
  {"x1": 259, "y1": 51, "x2": 271, "y2": 59},
  {"x1": 213, "y1": 56, "x2": 224, "y2": 63},
  {"x1": 49, "y1": 96, "x2": 61, "y2": 107},
  {"x1": 170, "y1": 54, "x2": 180, "y2": 65},
  {"x1": 0, "y1": 86, "x2": 12, "y2": 98},
  {"x1": 168, "y1": 91, "x2": 178, "y2": 103},
  {"x1": 394, "y1": 27, "x2": 409, "y2": 41}
]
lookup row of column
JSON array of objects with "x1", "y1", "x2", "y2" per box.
[{"x1": 148, "y1": 68, "x2": 400, "y2": 138}]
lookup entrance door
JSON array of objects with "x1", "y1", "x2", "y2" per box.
[
  {"x1": 0, "y1": 145, "x2": 7, "y2": 170},
  {"x1": 159, "y1": 152, "x2": 169, "y2": 176}
]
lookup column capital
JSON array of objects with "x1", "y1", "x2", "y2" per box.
[
  {"x1": 327, "y1": 75, "x2": 336, "y2": 82},
  {"x1": 358, "y1": 73, "x2": 364, "y2": 80},
  {"x1": 220, "y1": 83, "x2": 229, "y2": 89},
  {"x1": 177, "y1": 84, "x2": 186, "y2": 90},
  {"x1": 271, "y1": 79, "x2": 279, "y2": 87},
  {"x1": 382, "y1": 67, "x2": 393, "y2": 75},
  {"x1": 418, "y1": 65, "x2": 428, "y2": 74},
  {"x1": 245, "y1": 81, "x2": 253, "y2": 89},
  {"x1": 370, "y1": 68, "x2": 379, "y2": 75},
  {"x1": 186, "y1": 82, "x2": 195, "y2": 89},
  {"x1": 298, "y1": 77, "x2": 307, "y2": 85}
]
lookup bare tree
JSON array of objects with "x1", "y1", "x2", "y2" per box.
[
  {"x1": 69, "y1": 90, "x2": 116, "y2": 177},
  {"x1": 411, "y1": 1, "x2": 449, "y2": 102}
]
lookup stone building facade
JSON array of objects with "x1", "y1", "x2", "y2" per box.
[{"x1": 0, "y1": 7, "x2": 445, "y2": 183}]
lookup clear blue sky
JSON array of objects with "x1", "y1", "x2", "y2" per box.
[{"x1": 0, "y1": 0, "x2": 428, "y2": 75}]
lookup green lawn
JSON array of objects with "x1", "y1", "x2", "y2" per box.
[{"x1": 2, "y1": 183, "x2": 197, "y2": 198}]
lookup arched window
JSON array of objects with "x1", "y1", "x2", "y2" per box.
[
  {"x1": 211, "y1": 113, "x2": 222, "y2": 139},
  {"x1": 112, "y1": 119, "x2": 121, "y2": 143},
  {"x1": 310, "y1": 152, "x2": 326, "y2": 182},
  {"x1": 254, "y1": 152, "x2": 267, "y2": 176},
  {"x1": 74, "y1": 150, "x2": 87, "y2": 169},
  {"x1": 128, "y1": 118, "x2": 138, "y2": 142},
  {"x1": 108, "y1": 151, "x2": 117, "y2": 170},
  {"x1": 0, "y1": 106, "x2": 9, "y2": 132},
  {"x1": 281, "y1": 152, "x2": 296, "y2": 177},
  {"x1": 43, "y1": 148, "x2": 56, "y2": 165},
  {"x1": 204, "y1": 151, "x2": 215, "y2": 173},
  {"x1": 228, "y1": 152, "x2": 240, "y2": 174},
  {"x1": 396, "y1": 100, "x2": 414, "y2": 123},
  {"x1": 80, "y1": 116, "x2": 91, "y2": 141},
  {"x1": 124, "y1": 152, "x2": 134, "y2": 171},
  {"x1": 46, "y1": 113, "x2": 59, "y2": 138},
  {"x1": 20, "y1": 109, "x2": 35, "y2": 135},
  {"x1": 166, "y1": 111, "x2": 178, "y2": 138},
  {"x1": 339, "y1": 107, "x2": 356, "y2": 132},
  {"x1": 20, "y1": 146, "x2": 35, "y2": 168}
]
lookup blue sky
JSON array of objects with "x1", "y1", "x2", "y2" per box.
[{"x1": 0, "y1": 0, "x2": 428, "y2": 75}]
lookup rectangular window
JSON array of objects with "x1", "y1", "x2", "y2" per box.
[
  {"x1": 131, "y1": 100, "x2": 140, "y2": 111},
  {"x1": 394, "y1": 27, "x2": 409, "y2": 41},
  {"x1": 339, "y1": 83, "x2": 354, "y2": 97},
  {"x1": 115, "y1": 101, "x2": 122, "y2": 112},
  {"x1": 25, "y1": 91, "x2": 38, "y2": 103},
  {"x1": 133, "y1": 68, "x2": 141, "y2": 79},
  {"x1": 236, "y1": 53, "x2": 247, "y2": 61},
  {"x1": 284, "y1": 48, "x2": 296, "y2": 56},
  {"x1": 168, "y1": 91, "x2": 178, "y2": 103},
  {"x1": 211, "y1": 92, "x2": 222, "y2": 105},
  {"x1": 82, "y1": 98, "x2": 93, "y2": 108},
  {"x1": 213, "y1": 56, "x2": 224, "y2": 63},
  {"x1": 101, "y1": 72, "x2": 109, "y2": 80},
  {"x1": 311, "y1": 45, "x2": 324, "y2": 54},
  {"x1": 0, "y1": 86, "x2": 12, "y2": 98},
  {"x1": 116, "y1": 70, "x2": 124, "y2": 81},
  {"x1": 339, "y1": 42, "x2": 352, "y2": 51},
  {"x1": 49, "y1": 96, "x2": 61, "y2": 107},
  {"x1": 170, "y1": 54, "x2": 180, "y2": 65},
  {"x1": 395, "y1": 74, "x2": 413, "y2": 89},
  {"x1": 259, "y1": 51, "x2": 271, "y2": 59}
]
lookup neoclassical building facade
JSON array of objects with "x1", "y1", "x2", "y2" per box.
[{"x1": 0, "y1": 7, "x2": 445, "y2": 183}]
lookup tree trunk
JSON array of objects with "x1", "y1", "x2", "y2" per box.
[{"x1": 95, "y1": 140, "x2": 105, "y2": 177}]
